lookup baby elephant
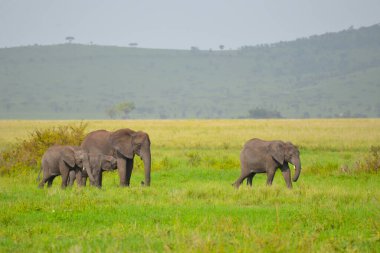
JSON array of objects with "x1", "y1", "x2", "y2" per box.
[
  {"x1": 68, "y1": 153, "x2": 117, "y2": 188},
  {"x1": 233, "y1": 138, "x2": 301, "y2": 189},
  {"x1": 37, "y1": 145, "x2": 95, "y2": 189}
]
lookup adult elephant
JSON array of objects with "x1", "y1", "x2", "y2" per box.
[
  {"x1": 81, "y1": 128, "x2": 151, "y2": 187},
  {"x1": 233, "y1": 138, "x2": 301, "y2": 189}
]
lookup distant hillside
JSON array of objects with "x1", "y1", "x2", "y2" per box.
[{"x1": 1, "y1": 24, "x2": 380, "y2": 119}]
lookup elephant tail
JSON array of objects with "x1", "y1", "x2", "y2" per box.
[{"x1": 36, "y1": 165, "x2": 42, "y2": 182}]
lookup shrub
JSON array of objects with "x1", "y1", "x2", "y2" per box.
[
  {"x1": 0, "y1": 122, "x2": 88, "y2": 175},
  {"x1": 353, "y1": 146, "x2": 380, "y2": 174}
]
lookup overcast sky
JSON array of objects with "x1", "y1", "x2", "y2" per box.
[{"x1": 1, "y1": 0, "x2": 379, "y2": 50}]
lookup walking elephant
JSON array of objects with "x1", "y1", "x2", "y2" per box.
[
  {"x1": 68, "y1": 153, "x2": 117, "y2": 187},
  {"x1": 233, "y1": 138, "x2": 301, "y2": 189},
  {"x1": 37, "y1": 145, "x2": 94, "y2": 189},
  {"x1": 80, "y1": 128, "x2": 151, "y2": 187}
]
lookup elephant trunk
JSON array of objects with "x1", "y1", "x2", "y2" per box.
[
  {"x1": 292, "y1": 158, "x2": 301, "y2": 182},
  {"x1": 83, "y1": 153, "x2": 96, "y2": 185},
  {"x1": 141, "y1": 152, "x2": 151, "y2": 186}
]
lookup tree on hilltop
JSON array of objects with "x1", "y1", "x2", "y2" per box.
[
  {"x1": 248, "y1": 107, "x2": 283, "y2": 119},
  {"x1": 106, "y1": 101, "x2": 135, "y2": 119},
  {"x1": 65, "y1": 36, "x2": 75, "y2": 43}
]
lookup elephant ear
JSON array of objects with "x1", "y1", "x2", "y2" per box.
[
  {"x1": 109, "y1": 129, "x2": 135, "y2": 159},
  {"x1": 61, "y1": 147, "x2": 76, "y2": 168},
  {"x1": 269, "y1": 142, "x2": 285, "y2": 165}
]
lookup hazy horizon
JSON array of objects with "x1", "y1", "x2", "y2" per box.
[{"x1": 1, "y1": 0, "x2": 380, "y2": 50}]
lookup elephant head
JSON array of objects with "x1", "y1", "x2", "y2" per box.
[
  {"x1": 87, "y1": 154, "x2": 117, "y2": 187},
  {"x1": 100, "y1": 155, "x2": 117, "y2": 171},
  {"x1": 73, "y1": 150, "x2": 85, "y2": 168},
  {"x1": 269, "y1": 141, "x2": 301, "y2": 182},
  {"x1": 61, "y1": 147, "x2": 95, "y2": 184},
  {"x1": 110, "y1": 129, "x2": 151, "y2": 186}
]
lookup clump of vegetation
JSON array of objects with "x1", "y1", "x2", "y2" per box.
[
  {"x1": 340, "y1": 146, "x2": 380, "y2": 174},
  {"x1": 248, "y1": 107, "x2": 283, "y2": 119},
  {"x1": 353, "y1": 146, "x2": 380, "y2": 173},
  {"x1": 0, "y1": 122, "x2": 88, "y2": 175},
  {"x1": 106, "y1": 101, "x2": 135, "y2": 119},
  {"x1": 186, "y1": 152, "x2": 202, "y2": 167}
]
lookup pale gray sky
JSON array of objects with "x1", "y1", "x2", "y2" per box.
[{"x1": 0, "y1": 0, "x2": 379, "y2": 49}]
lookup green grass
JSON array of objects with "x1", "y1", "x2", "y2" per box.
[
  {"x1": 0, "y1": 119, "x2": 379, "y2": 252},
  {"x1": 1, "y1": 168, "x2": 379, "y2": 252}
]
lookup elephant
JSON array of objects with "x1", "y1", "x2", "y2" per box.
[
  {"x1": 37, "y1": 145, "x2": 95, "y2": 189},
  {"x1": 80, "y1": 128, "x2": 151, "y2": 187},
  {"x1": 68, "y1": 153, "x2": 117, "y2": 187},
  {"x1": 233, "y1": 138, "x2": 301, "y2": 189}
]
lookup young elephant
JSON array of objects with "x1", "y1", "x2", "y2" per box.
[
  {"x1": 37, "y1": 145, "x2": 95, "y2": 189},
  {"x1": 233, "y1": 138, "x2": 301, "y2": 189},
  {"x1": 68, "y1": 153, "x2": 117, "y2": 188}
]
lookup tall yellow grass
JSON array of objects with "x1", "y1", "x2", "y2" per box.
[{"x1": 0, "y1": 119, "x2": 379, "y2": 151}]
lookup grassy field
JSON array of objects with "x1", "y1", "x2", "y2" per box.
[{"x1": 0, "y1": 119, "x2": 379, "y2": 252}]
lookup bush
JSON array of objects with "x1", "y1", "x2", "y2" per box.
[
  {"x1": 0, "y1": 122, "x2": 88, "y2": 176},
  {"x1": 341, "y1": 146, "x2": 380, "y2": 175},
  {"x1": 353, "y1": 146, "x2": 380, "y2": 174}
]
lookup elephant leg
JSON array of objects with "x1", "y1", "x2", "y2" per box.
[
  {"x1": 68, "y1": 170, "x2": 76, "y2": 186},
  {"x1": 117, "y1": 158, "x2": 127, "y2": 186},
  {"x1": 281, "y1": 167, "x2": 292, "y2": 189},
  {"x1": 246, "y1": 173, "x2": 256, "y2": 187},
  {"x1": 38, "y1": 167, "x2": 52, "y2": 188},
  {"x1": 47, "y1": 176, "x2": 56, "y2": 188},
  {"x1": 38, "y1": 175, "x2": 51, "y2": 188},
  {"x1": 61, "y1": 170, "x2": 69, "y2": 189},
  {"x1": 234, "y1": 160, "x2": 251, "y2": 188},
  {"x1": 126, "y1": 158, "x2": 134, "y2": 186},
  {"x1": 233, "y1": 171, "x2": 251, "y2": 189},
  {"x1": 82, "y1": 176, "x2": 87, "y2": 186},
  {"x1": 266, "y1": 169, "x2": 276, "y2": 186},
  {"x1": 98, "y1": 170, "x2": 103, "y2": 187},
  {"x1": 246, "y1": 175, "x2": 251, "y2": 186},
  {"x1": 75, "y1": 170, "x2": 83, "y2": 187},
  {"x1": 38, "y1": 180, "x2": 45, "y2": 188}
]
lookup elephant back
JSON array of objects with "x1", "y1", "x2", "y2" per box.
[{"x1": 81, "y1": 130, "x2": 113, "y2": 155}]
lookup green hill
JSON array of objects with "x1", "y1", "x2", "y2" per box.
[{"x1": 1, "y1": 24, "x2": 380, "y2": 119}]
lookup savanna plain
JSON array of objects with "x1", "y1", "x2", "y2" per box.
[{"x1": 0, "y1": 119, "x2": 379, "y2": 252}]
